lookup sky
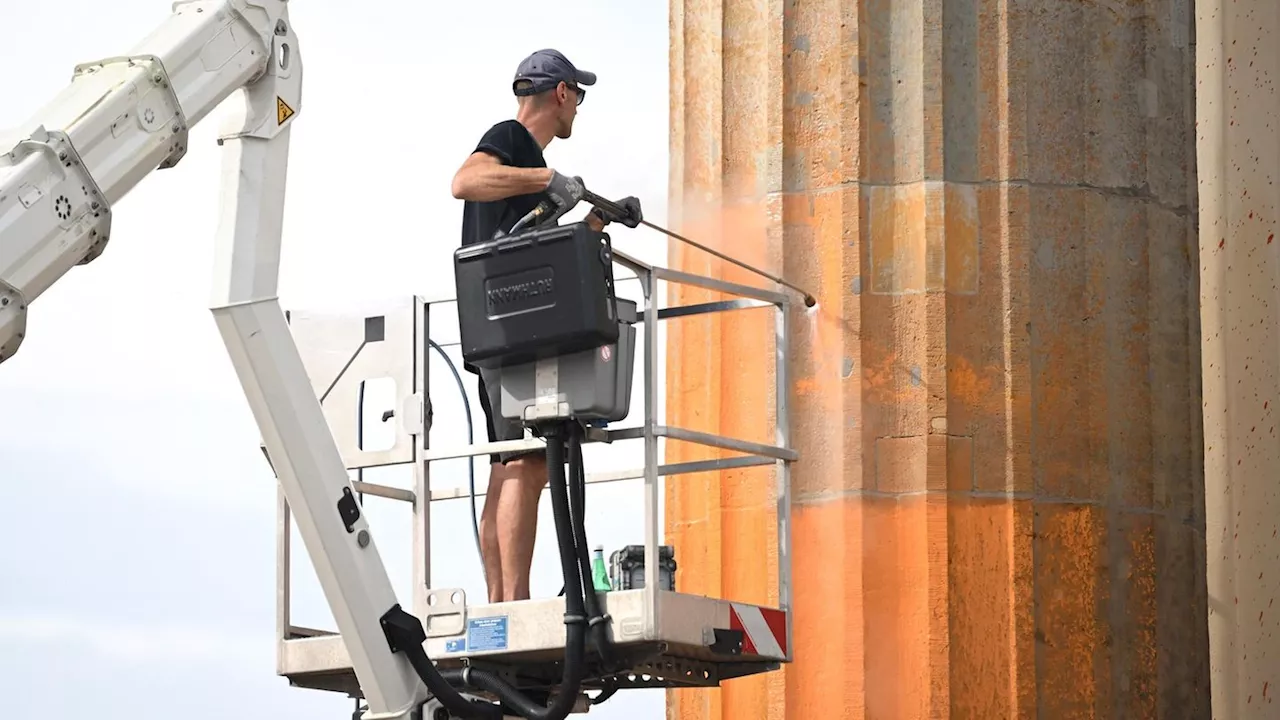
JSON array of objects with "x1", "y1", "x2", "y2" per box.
[{"x1": 0, "y1": 1, "x2": 671, "y2": 717}]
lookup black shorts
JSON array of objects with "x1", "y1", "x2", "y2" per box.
[{"x1": 476, "y1": 367, "x2": 544, "y2": 465}]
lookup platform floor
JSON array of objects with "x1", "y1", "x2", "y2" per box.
[{"x1": 279, "y1": 589, "x2": 788, "y2": 700}]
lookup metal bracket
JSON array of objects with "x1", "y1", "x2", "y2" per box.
[
  {"x1": 10, "y1": 127, "x2": 114, "y2": 266},
  {"x1": 707, "y1": 628, "x2": 743, "y2": 656},
  {"x1": 616, "y1": 657, "x2": 722, "y2": 688},
  {"x1": 525, "y1": 357, "x2": 569, "y2": 421},
  {"x1": 0, "y1": 280, "x2": 27, "y2": 363},
  {"x1": 423, "y1": 588, "x2": 467, "y2": 638},
  {"x1": 72, "y1": 54, "x2": 190, "y2": 171},
  {"x1": 403, "y1": 391, "x2": 426, "y2": 435}
]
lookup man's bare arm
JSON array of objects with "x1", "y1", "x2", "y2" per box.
[{"x1": 451, "y1": 152, "x2": 553, "y2": 202}]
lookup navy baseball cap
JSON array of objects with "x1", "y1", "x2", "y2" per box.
[{"x1": 512, "y1": 49, "x2": 597, "y2": 98}]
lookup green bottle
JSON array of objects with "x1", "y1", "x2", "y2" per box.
[{"x1": 591, "y1": 545, "x2": 611, "y2": 592}]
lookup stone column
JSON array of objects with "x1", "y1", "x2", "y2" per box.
[
  {"x1": 1197, "y1": 0, "x2": 1280, "y2": 716},
  {"x1": 666, "y1": 0, "x2": 1209, "y2": 716}
]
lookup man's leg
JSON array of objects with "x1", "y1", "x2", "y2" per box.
[
  {"x1": 477, "y1": 370, "x2": 548, "y2": 602},
  {"x1": 478, "y1": 463, "x2": 507, "y2": 603},
  {"x1": 493, "y1": 451, "x2": 547, "y2": 601},
  {"x1": 476, "y1": 374, "x2": 508, "y2": 603}
]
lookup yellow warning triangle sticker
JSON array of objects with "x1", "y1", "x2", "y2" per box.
[{"x1": 277, "y1": 96, "x2": 295, "y2": 125}]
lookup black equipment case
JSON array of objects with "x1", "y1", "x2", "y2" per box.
[{"x1": 454, "y1": 222, "x2": 620, "y2": 370}]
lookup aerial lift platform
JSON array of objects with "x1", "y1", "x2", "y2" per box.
[
  {"x1": 0, "y1": 1, "x2": 799, "y2": 716},
  {"x1": 274, "y1": 244, "x2": 797, "y2": 711}
]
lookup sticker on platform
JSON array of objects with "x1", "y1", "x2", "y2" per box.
[
  {"x1": 445, "y1": 638, "x2": 466, "y2": 653},
  {"x1": 466, "y1": 616, "x2": 509, "y2": 652}
]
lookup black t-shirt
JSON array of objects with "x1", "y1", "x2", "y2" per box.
[
  {"x1": 459, "y1": 120, "x2": 549, "y2": 377},
  {"x1": 460, "y1": 119, "x2": 550, "y2": 247}
]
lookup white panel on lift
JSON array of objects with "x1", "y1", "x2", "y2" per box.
[{"x1": 287, "y1": 297, "x2": 420, "y2": 469}]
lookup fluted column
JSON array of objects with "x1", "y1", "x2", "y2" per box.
[{"x1": 666, "y1": 0, "x2": 1209, "y2": 716}]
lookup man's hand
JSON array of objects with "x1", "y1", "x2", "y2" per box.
[
  {"x1": 599, "y1": 196, "x2": 643, "y2": 228},
  {"x1": 545, "y1": 171, "x2": 585, "y2": 211}
]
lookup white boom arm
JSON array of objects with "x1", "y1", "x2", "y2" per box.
[{"x1": 0, "y1": 2, "x2": 431, "y2": 718}]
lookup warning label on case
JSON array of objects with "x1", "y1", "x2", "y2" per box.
[{"x1": 467, "y1": 616, "x2": 509, "y2": 652}]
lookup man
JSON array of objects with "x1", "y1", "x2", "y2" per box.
[{"x1": 450, "y1": 48, "x2": 642, "y2": 604}]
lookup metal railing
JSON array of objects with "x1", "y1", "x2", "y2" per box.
[{"x1": 272, "y1": 245, "x2": 797, "y2": 672}]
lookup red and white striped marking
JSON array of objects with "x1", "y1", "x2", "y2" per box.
[{"x1": 728, "y1": 603, "x2": 788, "y2": 658}]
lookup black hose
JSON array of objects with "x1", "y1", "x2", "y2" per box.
[
  {"x1": 425, "y1": 338, "x2": 483, "y2": 571},
  {"x1": 439, "y1": 428, "x2": 587, "y2": 720},
  {"x1": 405, "y1": 646, "x2": 503, "y2": 719},
  {"x1": 386, "y1": 423, "x2": 616, "y2": 719},
  {"x1": 441, "y1": 663, "x2": 580, "y2": 719},
  {"x1": 381, "y1": 605, "x2": 503, "y2": 719},
  {"x1": 567, "y1": 427, "x2": 617, "y2": 671}
]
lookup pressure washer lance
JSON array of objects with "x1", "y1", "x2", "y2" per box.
[
  {"x1": 582, "y1": 190, "x2": 818, "y2": 308},
  {"x1": 505, "y1": 189, "x2": 818, "y2": 308}
]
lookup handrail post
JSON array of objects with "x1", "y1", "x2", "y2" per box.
[
  {"x1": 642, "y1": 266, "x2": 661, "y2": 639},
  {"x1": 775, "y1": 298, "x2": 793, "y2": 662},
  {"x1": 413, "y1": 297, "x2": 431, "y2": 615}
]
